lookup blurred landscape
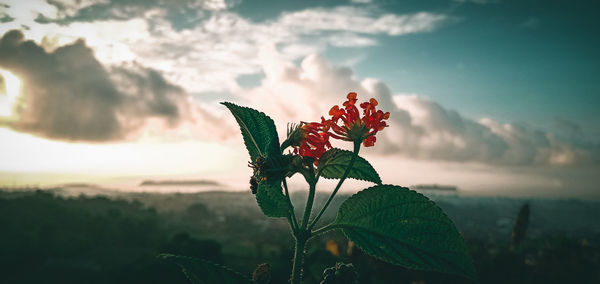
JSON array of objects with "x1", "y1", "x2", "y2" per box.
[{"x1": 1, "y1": 185, "x2": 599, "y2": 284}]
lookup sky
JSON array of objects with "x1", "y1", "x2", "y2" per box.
[{"x1": 0, "y1": 0, "x2": 598, "y2": 198}]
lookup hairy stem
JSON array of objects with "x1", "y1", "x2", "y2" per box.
[
  {"x1": 310, "y1": 223, "x2": 340, "y2": 239},
  {"x1": 291, "y1": 166, "x2": 319, "y2": 283},
  {"x1": 300, "y1": 180, "x2": 317, "y2": 230},
  {"x1": 290, "y1": 233, "x2": 308, "y2": 284},
  {"x1": 308, "y1": 141, "x2": 361, "y2": 231},
  {"x1": 291, "y1": 142, "x2": 360, "y2": 283},
  {"x1": 283, "y1": 179, "x2": 299, "y2": 230}
]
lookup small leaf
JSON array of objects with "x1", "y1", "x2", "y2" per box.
[
  {"x1": 332, "y1": 185, "x2": 477, "y2": 280},
  {"x1": 158, "y1": 253, "x2": 254, "y2": 284},
  {"x1": 318, "y1": 148, "x2": 381, "y2": 184},
  {"x1": 222, "y1": 102, "x2": 280, "y2": 161},
  {"x1": 255, "y1": 180, "x2": 290, "y2": 218}
]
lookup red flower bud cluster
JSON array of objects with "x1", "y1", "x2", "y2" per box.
[{"x1": 293, "y1": 121, "x2": 332, "y2": 161}]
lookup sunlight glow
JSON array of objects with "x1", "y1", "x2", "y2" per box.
[
  {"x1": 0, "y1": 128, "x2": 246, "y2": 181},
  {"x1": 0, "y1": 69, "x2": 21, "y2": 117}
]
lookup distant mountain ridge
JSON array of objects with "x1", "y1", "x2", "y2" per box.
[
  {"x1": 139, "y1": 179, "x2": 220, "y2": 186},
  {"x1": 412, "y1": 184, "x2": 457, "y2": 191}
]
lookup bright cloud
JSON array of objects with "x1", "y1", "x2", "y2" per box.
[
  {"x1": 0, "y1": 2, "x2": 450, "y2": 94},
  {"x1": 276, "y1": 7, "x2": 448, "y2": 36},
  {"x1": 124, "y1": 7, "x2": 449, "y2": 93}
]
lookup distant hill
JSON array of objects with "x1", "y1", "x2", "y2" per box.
[
  {"x1": 411, "y1": 184, "x2": 457, "y2": 191},
  {"x1": 139, "y1": 179, "x2": 220, "y2": 186}
]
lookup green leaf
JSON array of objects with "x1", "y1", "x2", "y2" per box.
[
  {"x1": 255, "y1": 180, "x2": 290, "y2": 218},
  {"x1": 221, "y1": 102, "x2": 280, "y2": 161},
  {"x1": 158, "y1": 254, "x2": 254, "y2": 284},
  {"x1": 332, "y1": 185, "x2": 477, "y2": 280},
  {"x1": 318, "y1": 148, "x2": 381, "y2": 184},
  {"x1": 263, "y1": 153, "x2": 293, "y2": 181}
]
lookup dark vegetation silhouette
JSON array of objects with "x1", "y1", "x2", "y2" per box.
[
  {"x1": 1, "y1": 189, "x2": 599, "y2": 283},
  {"x1": 0, "y1": 190, "x2": 201, "y2": 283},
  {"x1": 510, "y1": 203, "x2": 530, "y2": 251}
]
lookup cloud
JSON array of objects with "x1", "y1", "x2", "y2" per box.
[
  {"x1": 2, "y1": 2, "x2": 451, "y2": 94},
  {"x1": 326, "y1": 32, "x2": 377, "y2": 47},
  {"x1": 237, "y1": 51, "x2": 598, "y2": 166},
  {"x1": 31, "y1": 0, "x2": 445, "y2": 37},
  {"x1": 7, "y1": 2, "x2": 591, "y2": 166},
  {"x1": 0, "y1": 3, "x2": 15, "y2": 23},
  {"x1": 35, "y1": 0, "x2": 238, "y2": 25},
  {"x1": 276, "y1": 7, "x2": 448, "y2": 36},
  {"x1": 553, "y1": 117, "x2": 584, "y2": 141},
  {"x1": 393, "y1": 96, "x2": 599, "y2": 165},
  {"x1": 1, "y1": 25, "x2": 594, "y2": 166},
  {"x1": 126, "y1": 7, "x2": 449, "y2": 93},
  {"x1": 0, "y1": 29, "x2": 218, "y2": 142}
]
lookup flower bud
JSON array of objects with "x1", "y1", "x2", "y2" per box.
[
  {"x1": 249, "y1": 176, "x2": 258, "y2": 194},
  {"x1": 282, "y1": 123, "x2": 306, "y2": 149},
  {"x1": 320, "y1": 262, "x2": 359, "y2": 284}
]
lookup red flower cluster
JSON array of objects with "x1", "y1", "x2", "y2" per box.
[
  {"x1": 292, "y1": 92, "x2": 390, "y2": 162},
  {"x1": 293, "y1": 121, "x2": 332, "y2": 161},
  {"x1": 326, "y1": 92, "x2": 390, "y2": 147}
]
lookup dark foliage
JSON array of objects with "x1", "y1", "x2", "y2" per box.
[
  {"x1": 1, "y1": 190, "x2": 599, "y2": 283},
  {"x1": 0, "y1": 190, "x2": 221, "y2": 284}
]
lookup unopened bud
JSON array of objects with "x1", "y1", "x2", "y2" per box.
[
  {"x1": 249, "y1": 176, "x2": 258, "y2": 194},
  {"x1": 320, "y1": 262, "x2": 359, "y2": 284},
  {"x1": 282, "y1": 123, "x2": 306, "y2": 150}
]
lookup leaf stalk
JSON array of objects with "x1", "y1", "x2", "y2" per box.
[{"x1": 308, "y1": 141, "x2": 361, "y2": 231}]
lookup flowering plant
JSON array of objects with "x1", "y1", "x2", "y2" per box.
[{"x1": 161, "y1": 93, "x2": 476, "y2": 283}]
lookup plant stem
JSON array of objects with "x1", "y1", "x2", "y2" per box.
[
  {"x1": 283, "y1": 179, "x2": 299, "y2": 230},
  {"x1": 308, "y1": 141, "x2": 361, "y2": 231},
  {"x1": 310, "y1": 223, "x2": 339, "y2": 238},
  {"x1": 291, "y1": 143, "x2": 360, "y2": 283},
  {"x1": 291, "y1": 166, "x2": 319, "y2": 283},
  {"x1": 290, "y1": 233, "x2": 308, "y2": 284},
  {"x1": 300, "y1": 180, "x2": 316, "y2": 230}
]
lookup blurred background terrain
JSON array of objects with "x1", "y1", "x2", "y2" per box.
[{"x1": 1, "y1": 186, "x2": 599, "y2": 284}]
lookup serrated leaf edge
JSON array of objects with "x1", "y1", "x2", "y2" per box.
[
  {"x1": 221, "y1": 102, "x2": 280, "y2": 159},
  {"x1": 256, "y1": 181, "x2": 290, "y2": 218}
]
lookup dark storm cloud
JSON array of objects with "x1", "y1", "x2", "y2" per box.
[{"x1": 0, "y1": 29, "x2": 189, "y2": 141}]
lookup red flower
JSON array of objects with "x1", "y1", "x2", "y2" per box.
[
  {"x1": 325, "y1": 92, "x2": 390, "y2": 147},
  {"x1": 289, "y1": 92, "x2": 389, "y2": 161},
  {"x1": 293, "y1": 121, "x2": 332, "y2": 162}
]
